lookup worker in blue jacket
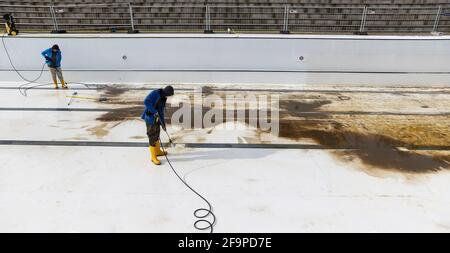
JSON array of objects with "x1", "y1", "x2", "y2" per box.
[
  {"x1": 41, "y1": 44, "x2": 67, "y2": 89},
  {"x1": 141, "y1": 85, "x2": 174, "y2": 165}
]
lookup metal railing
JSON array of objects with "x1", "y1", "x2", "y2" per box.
[
  {"x1": 363, "y1": 6, "x2": 443, "y2": 33},
  {"x1": 1, "y1": 3, "x2": 449, "y2": 34},
  {"x1": 287, "y1": 6, "x2": 365, "y2": 33}
]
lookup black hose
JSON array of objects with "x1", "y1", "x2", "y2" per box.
[
  {"x1": 3, "y1": 32, "x2": 217, "y2": 232},
  {"x1": 21, "y1": 81, "x2": 106, "y2": 97},
  {"x1": 159, "y1": 134, "x2": 217, "y2": 233},
  {"x1": 2, "y1": 33, "x2": 106, "y2": 96},
  {"x1": 1, "y1": 33, "x2": 47, "y2": 97}
]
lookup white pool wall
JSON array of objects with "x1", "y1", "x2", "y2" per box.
[{"x1": 1, "y1": 33, "x2": 450, "y2": 86}]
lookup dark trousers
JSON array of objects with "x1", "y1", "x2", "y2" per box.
[{"x1": 146, "y1": 122, "x2": 160, "y2": 147}]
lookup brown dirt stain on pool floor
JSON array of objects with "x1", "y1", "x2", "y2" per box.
[
  {"x1": 280, "y1": 99, "x2": 332, "y2": 113},
  {"x1": 279, "y1": 96, "x2": 450, "y2": 174},
  {"x1": 86, "y1": 122, "x2": 109, "y2": 138},
  {"x1": 102, "y1": 86, "x2": 129, "y2": 97},
  {"x1": 279, "y1": 119, "x2": 449, "y2": 174},
  {"x1": 96, "y1": 106, "x2": 142, "y2": 122},
  {"x1": 91, "y1": 86, "x2": 450, "y2": 174}
]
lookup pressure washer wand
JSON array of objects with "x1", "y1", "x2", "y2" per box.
[
  {"x1": 67, "y1": 91, "x2": 78, "y2": 106},
  {"x1": 162, "y1": 126, "x2": 175, "y2": 148}
]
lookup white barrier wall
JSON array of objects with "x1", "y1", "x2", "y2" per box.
[{"x1": 1, "y1": 33, "x2": 450, "y2": 86}]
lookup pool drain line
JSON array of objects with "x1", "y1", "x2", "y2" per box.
[{"x1": 159, "y1": 132, "x2": 216, "y2": 233}]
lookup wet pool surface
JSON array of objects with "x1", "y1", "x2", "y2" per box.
[
  {"x1": 0, "y1": 83, "x2": 449, "y2": 232},
  {"x1": 93, "y1": 85, "x2": 450, "y2": 174}
]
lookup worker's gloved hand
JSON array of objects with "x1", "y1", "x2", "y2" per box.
[{"x1": 45, "y1": 56, "x2": 52, "y2": 62}]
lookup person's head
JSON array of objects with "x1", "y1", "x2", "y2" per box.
[
  {"x1": 3, "y1": 14, "x2": 11, "y2": 21},
  {"x1": 162, "y1": 85, "x2": 174, "y2": 97},
  {"x1": 51, "y1": 44, "x2": 60, "y2": 52}
]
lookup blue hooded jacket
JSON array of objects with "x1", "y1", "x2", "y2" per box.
[
  {"x1": 141, "y1": 89, "x2": 166, "y2": 126},
  {"x1": 41, "y1": 48, "x2": 62, "y2": 67}
]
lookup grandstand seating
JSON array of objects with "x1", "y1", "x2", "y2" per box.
[{"x1": 1, "y1": 1, "x2": 449, "y2": 33}]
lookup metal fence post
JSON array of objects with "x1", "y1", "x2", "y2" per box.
[
  {"x1": 50, "y1": 5, "x2": 66, "y2": 33},
  {"x1": 204, "y1": 5, "x2": 213, "y2": 33},
  {"x1": 280, "y1": 6, "x2": 290, "y2": 34},
  {"x1": 432, "y1": 5, "x2": 442, "y2": 33},
  {"x1": 49, "y1": 6, "x2": 57, "y2": 32},
  {"x1": 354, "y1": 6, "x2": 368, "y2": 35},
  {"x1": 128, "y1": 3, "x2": 139, "y2": 33}
]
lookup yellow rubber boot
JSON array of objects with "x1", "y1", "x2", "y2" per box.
[
  {"x1": 53, "y1": 80, "x2": 59, "y2": 89},
  {"x1": 61, "y1": 80, "x2": 68, "y2": 89},
  {"x1": 149, "y1": 146, "x2": 161, "y2": 165},
  {"x1": 155, "y1": 140, "x2": 167, "y2": 156},
  {"x1": 5, "y1": 24, "x2": 11, "y2": 35}
]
